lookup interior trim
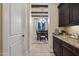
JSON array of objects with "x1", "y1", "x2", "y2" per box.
[
  {"x1": 31, "y1": 5, "x2": 48, "y2": 8},
  {"x1": 32, "y1": 15, "x2": 48, "y2": 17},
  {"x1": 31, "y1": 12, "x2": 48, "y2": 14}
]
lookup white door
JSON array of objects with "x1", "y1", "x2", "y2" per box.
[
  {"x1": 9, "y1": 4, "x2": 25, "y2": 56},
  {"x1": 3, "y1": 3, "x2": 25, "y2": 56}
]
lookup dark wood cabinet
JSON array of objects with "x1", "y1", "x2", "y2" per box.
[
  {"x1": 62, "y1": 46, "x2": 75, "y2": 56},
  {"x1": 58, "y1": 4, "x2": 65, "y2": 27},
  {"x1": 71, "y1": 4, "x2": 79, "y2": 25},
  {"x1": 53, "y1": 36, "x2": 62, "y2": 56},
  {"x1": 62, "y1": 41, "x2": 76, "y2": 56},
  {"x1": 53, "y1": 36, "x2": 79, "y2": 56},
  {"x1": 58, "y1": 3, "x2": 70, "y2": 27},
  {"x1": 63, "y1": 4, "x2": 70, "y2": 26},
  {"x1": 58, "y1": 3, "x2": 79, "y2": 27}
]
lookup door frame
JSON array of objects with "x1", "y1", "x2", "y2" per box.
[
  {"x1": 2, "y1": 3, "x2": 29, "y2": 56},
  {"x1": 0, "y1": 3, "x2": 2, "y2": 56},
  {"x1": 2, "y1": 3, "x2": 10, "y2": 55}
]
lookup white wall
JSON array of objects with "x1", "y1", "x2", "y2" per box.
[{"x1": 49, "y1": 3, "x2": 59, "y2": 52}]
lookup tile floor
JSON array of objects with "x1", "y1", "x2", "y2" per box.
[{"x1": 29, "y1": 36, "x2": 55, "y2": 56}]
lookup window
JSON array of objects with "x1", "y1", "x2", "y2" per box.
[{"x1": 35, "y1": 17, "x2": 48, "y2": 32}]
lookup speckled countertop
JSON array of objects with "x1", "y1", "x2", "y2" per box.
[{"x1": 53, "y1": 34, "x2": 79, "y2": 49}]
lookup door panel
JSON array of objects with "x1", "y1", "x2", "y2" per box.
[
  {"x1": 8, "y1": 4, "x2": 24, "y2": 56},
  {"x1": 10, "y1": 4, "x2": 23, "y2": 35},
  {"x1": 9, "y1": 35, "x2": 23, "y2": 45},
  {"x1": 10, "y1": 39, "x2": 23, "y2": 56}
]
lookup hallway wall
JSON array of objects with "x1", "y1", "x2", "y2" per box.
[{"x1": 49, "y1": 3, "x2": 59, "y2": 52}]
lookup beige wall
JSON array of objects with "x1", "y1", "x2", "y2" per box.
[
  {"x1": 61, "y1": 26, "x2": 79, "y2": 35},
  {"x1": 49, "y1": 3, "x2": 59, "y2": 52},
  {"x1": 0, "y1": 3, "x2": 2, "y2": 55}
]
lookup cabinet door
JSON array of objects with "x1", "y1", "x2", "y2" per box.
[
  {"x1": 53, "y1": 37, "x2": 62, "y2": 56},
  {"x1": 62, "y1": 46, "x2": 75, "y2": 56},
  {"x1": 72, "y1": 3, "x2": 79, "y2": 25},
  {"x1": 59, "y1": 4, "x2": 65, "y2": 27},
  {"x1": 59, "y1": 4, "x2": 70, "y2": 27},
  {"x1": 63, "y1": 4, "x2": 70, "y2": 26}
]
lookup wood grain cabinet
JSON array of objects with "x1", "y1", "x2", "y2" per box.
[
  {"x1": 58, "y1": 3, "x2": 70, "y2": 27},
  {"x1": 62, "y1": 41, "x2": 76, "y2": 56},
  {"x1": 53, "y1": 36, "x2": 62, "y2": 56},
  {"x1": 53, "y1": 36, "x2": 79, "y2": 56},
  {"x1": 71, "y1": 4, "x2": 79, "y2": 25},
  {"x1": 62, "y1": 46, "x2": 75, "y2": 56},
  {"x1": 58, "y1": 3, "x2": 79, "y2": 27}
]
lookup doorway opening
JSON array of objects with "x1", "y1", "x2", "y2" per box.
[
  {"x1": 29, "y1": 4, "x2": 50, "y2": 56},
  {"x1": 32, "y1": 17, "x2": 48, "y2": 44}
]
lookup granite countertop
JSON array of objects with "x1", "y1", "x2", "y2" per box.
[{"x1": 53, "y1": 34, "x2": 79, "y2": 49}]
